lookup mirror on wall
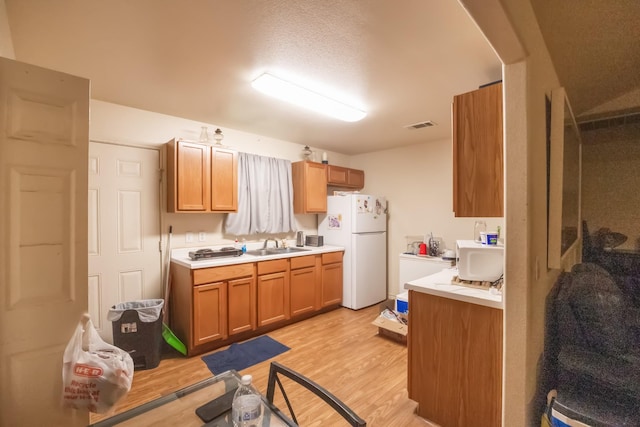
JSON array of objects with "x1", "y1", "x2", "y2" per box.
[{"x1": 548, "y1": 87, "x2": 582, "y2": 269}]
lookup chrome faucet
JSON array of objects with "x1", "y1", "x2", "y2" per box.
[{"x1": 263, "y1": 238, "x2": 279, "y2": 249}]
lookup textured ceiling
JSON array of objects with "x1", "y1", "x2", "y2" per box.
[
  {"x1": 5, "y1": 0, "x2": 501, "y2": 154},
  {"x1": 531, "y1": 0, "x2": 640, "y2": 120}
]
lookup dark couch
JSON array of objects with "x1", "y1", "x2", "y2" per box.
[{"x1": 539, "y1": 263, "x2": 640, "y2": 425}]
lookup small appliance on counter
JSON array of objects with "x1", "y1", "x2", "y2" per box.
[
  {"x1": 305, "y1": 235, "x2": 324, "y2": 247},
  {"x1": 456, "y1": 240, "x2": 503, "y2": 281},
  {"x1": 296, "y1": 231, "x2": 305, "y2": 247},
  {"x1": 188, "y1": 247, "x2": 243, "y2": 260}
]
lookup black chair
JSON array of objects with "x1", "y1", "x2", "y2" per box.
[{"x1": 266, "y1": 361, "x2": 366, "y2": 427}]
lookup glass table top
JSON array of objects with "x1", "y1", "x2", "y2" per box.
[{"x1": 89, "y1": 370, "x2": 295, "y2": 427}]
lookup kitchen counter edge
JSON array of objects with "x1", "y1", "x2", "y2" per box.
[
  {"x1": 404, "y1": 268, "x2": 503, "y2": 310},
  {"x1": 171, "y1": 245, "x2": 345, "y2": 269}
]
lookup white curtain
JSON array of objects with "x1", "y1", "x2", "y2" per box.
[{"x1": 224, "y1": 153, "x2": 296, "y2": 235}]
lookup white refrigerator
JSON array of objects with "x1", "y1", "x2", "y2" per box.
[{"x1": 318, "y1": 194, "x2": 387, "y2": 310}]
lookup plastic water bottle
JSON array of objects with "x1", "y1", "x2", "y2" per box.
[{"x1": 232, "y1": 374, "x2": 263, "y2": 427}]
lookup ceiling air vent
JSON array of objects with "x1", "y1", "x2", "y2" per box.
[{"x1": 405, "y1": 120, "x2": 436, "y2": 130}]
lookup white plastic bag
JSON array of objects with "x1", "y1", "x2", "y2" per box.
[{"x1": 61, "y1": 314, "x2": 134, "y2": 413}]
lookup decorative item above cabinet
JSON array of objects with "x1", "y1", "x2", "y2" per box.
[
  {"x1": 452, "y1": 82, "x2": 503, "y2": 217},
  {"x1": 166, "y1": 138, "x2": 238, "y2": 213},
  {"x1": 327, "y1": 165, "x2": 365, "y2": 189}
]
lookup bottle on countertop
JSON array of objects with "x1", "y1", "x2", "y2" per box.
[
  {"x1": 241, "y1": 238, "x2": 247, "y2": 253},
  {"x1": 232, "y1": 374, "x2": 262, "y2": 427},
  {"x1": 474, "y1": 221, "x2": 487, "y2": 243}
]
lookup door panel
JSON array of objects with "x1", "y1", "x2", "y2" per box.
[
  {"x1": 257, "y1": 272, "x2": 290, "y2": 326},
  {"x1": 88, "y1": 142, "x2": 161, "y2": 341},
  {"x1": 193, "y1": 282, "x2": 227, "y2": 345},
  {"x1": 291, "y1": 267, "x2": 316, "y2": 316},
  {"x1": 352, "y1": 232, "x2": 387, "y2": 308},
  {"x1": 0, "y1": 57, "x2": 89, "y2": 426},
  {"x1": 228, "y1": 276, "x2": 256, "y2": 335}
]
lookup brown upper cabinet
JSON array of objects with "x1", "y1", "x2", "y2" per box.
[
  {"x1": 327, "y1": 165, "x2": 365, "y2": 189},
  {"x1": 452, "y1": 82, "x2": 504, "y2": 217},
  {"x1": 167, "y1": 139, "x2": 238, "y2": 212},
  {"x1": 292, "y1": 161, "x2": 328, "y2": 214}
]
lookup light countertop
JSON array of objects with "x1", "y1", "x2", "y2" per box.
[
  {"x1": 404, "y1": 267, "x2": 503, "y2": 309},
  {"x1": 171, "y1": 244, "x2": 345, "y2": 269}
]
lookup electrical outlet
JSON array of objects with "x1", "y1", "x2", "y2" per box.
[
  {"x1": 186, "y1": 232, "x2": 194, "y2": 243},
  {"x1": 198, "y1": 232, "x2": 206, "y2": 242}
]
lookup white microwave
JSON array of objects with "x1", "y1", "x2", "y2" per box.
[{"x1": 456, "y1": 240, "x2": 504, "y2": 282}]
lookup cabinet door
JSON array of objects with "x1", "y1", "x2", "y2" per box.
[
  {"x1": 176, "y1": 140, "x2": 209, "y2": 211},
  {"x1": 347, "y1": 168, "x2": 365, "y2": 188},
  {"x1": 257, "y1": 272, "x2": 290, "y2": 326},
  {"x1": 321, "y1": 262, "x2": 343, "y2": 307},
  {"x1": 193, "y1": 282, "x2": 227, "y2": 346},
  {"x1": 210, "y1": 147, "x2": 238, "y2": 212},
  {"x1": 408, "y1": 291, "x2": 503, "y2": 427},
  {"x1": 227, "y1": 276, "x2": 256, "y2": 335},
  {"x1": 452, "y1": 82, "x2": 503, "y2": 217},
  {"x1": 292, "y1": 161, "x2": 327, "y2": 213},
  {"x1": 290, "y1": 266, "x2": 316, "y2": 317},
  {"x1": 327, "y1": 165, "x2": 348, "y2": 185}
]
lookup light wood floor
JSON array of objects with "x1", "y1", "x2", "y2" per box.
[{"x1": 91, "y1": 305, "x2": 436, "y2": 426}]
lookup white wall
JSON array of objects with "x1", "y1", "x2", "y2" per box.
[
  {"x1": 90, "y1": 100, "x2": 351, "y2": 249},
  {"x1": 582, "y1": 125, "x2": 640, "y2": 250},
  {"x1": 351, "y1": 141, "x2": 503, "y2": 296},
  {"x1": 0, "y1": 0, "x2": 15, "y2": 59}
]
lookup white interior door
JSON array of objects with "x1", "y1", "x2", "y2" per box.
[
  {"x1": 0, "y1": 57, "x2": 89, "y2": 426},
  {"x1": 88, "y1": 142, "x2": 161, "y2": 343}
]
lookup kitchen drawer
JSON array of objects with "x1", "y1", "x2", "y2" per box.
[
  {"x1": 322, "y1": 251, "x2": 343, "y2": 265},
  {"x1": 290, "y1": 255, "x2": 317, "y2": 270},
  {"x1": 257, "y1": 259, "x2": 289, "y2": 275},
  {"x1": 193, "y1": 263, "x2": 254, "y2": 285}
]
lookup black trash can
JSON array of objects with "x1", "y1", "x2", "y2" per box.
[{"x1": 108, "y1": 299, "x2": 164, "y2": 370}]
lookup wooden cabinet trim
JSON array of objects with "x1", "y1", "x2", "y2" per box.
[
  {"x1": 257, "y1": 258, "x2": 289, "y2": 275},
  {"x1": 322, "y1": 251, "x2": 343, "y2": 265},
  {"x1": 290, "y1": 255, "x2": 316, "y2": 269},
  {"x1": 193, "y1": 263, "x2": 254, "y2": 285}
]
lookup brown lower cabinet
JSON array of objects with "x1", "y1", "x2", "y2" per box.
[
  {"x1": 257, "y1": 259, "x2": 290, "y2": 327},
  {"x1": 290, "y1": 255, "x2": 318, "y2": 317},
  {"x1": 170, "y1": 250, "x2": 344, "y2": 356},
  {"x1": 193, "y1": 281, "x2": 227, "y2": 345},
  {"x1": 320, "y1": 252, "x2": 343, "y2": 307},
  {"x1": 408, "y1": 290, "x2": 503, "y2": 427}
]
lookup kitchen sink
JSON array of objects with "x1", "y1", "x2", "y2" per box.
[{"x1": 245, "y1": 247, "x2": 310, "y2": 257}]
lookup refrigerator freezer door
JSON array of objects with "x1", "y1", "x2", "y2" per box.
[{"x1": 349, "y1": 232, "x2": 387, "y2": 309}]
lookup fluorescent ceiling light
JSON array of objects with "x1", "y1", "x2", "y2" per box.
[{"x1": 251, "y1": 73, "x2": 366, "y2": 122}]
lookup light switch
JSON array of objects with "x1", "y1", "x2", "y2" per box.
[
  {"x1": 198, "y1": 232, "x2": 207, "y2": 242},
  {"x1": 186, "y1": 232, "x2": 194, "y2": 243}
]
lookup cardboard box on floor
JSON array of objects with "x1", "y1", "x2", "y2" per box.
[{"x1": 372, "y1": 299, "x2": 408, "y2": 344}]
